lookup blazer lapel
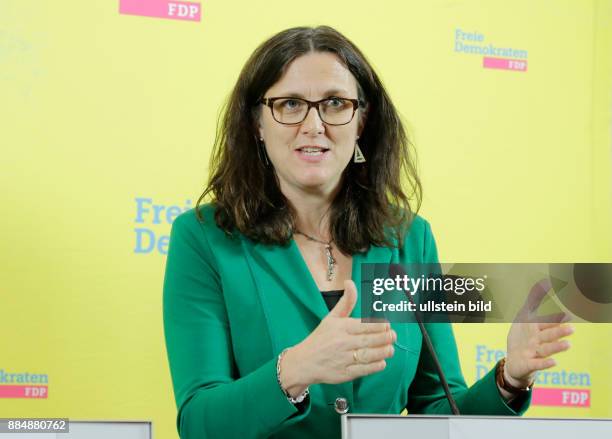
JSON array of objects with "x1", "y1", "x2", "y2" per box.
[
  {"x1": 242, "y1": 237, "x2": 330, "y2": 323},
  {"x1": 244, "y1": 237, "x2": 395, "y2": 323}
]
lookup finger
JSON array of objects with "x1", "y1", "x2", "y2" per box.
[
  {"x1": 539, "y1": 325, "x2": 574, "y2": 343},
  {"x1": 526, "y1": 356, "x2": 556, "y2": 371},
  {"x1": 353, "y1": 329, "x2": 397, "y2": 349},
  {"x1": 536, "y1": 339, "x2": 571, "y2": 357},
  {"x1": 354, "y1": 344, "x2": 395, "y2": 363},
  {"x1": 346, "y1": 359, "x2": 387, "y2": 378},
  {"x1": 347, "y1": 319, "x2": 390, "y2": 335},
  {"x1": 329, "y1": 279, "x2": 358, "y2": 318}
]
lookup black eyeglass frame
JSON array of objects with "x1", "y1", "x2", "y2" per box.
[{"x1": 257, "y1": 96, "x2": 363, "y2": 126}]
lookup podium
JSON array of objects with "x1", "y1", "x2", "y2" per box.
[{"x1": 341, "y1": 414, "x2": 612, "y2": 439}]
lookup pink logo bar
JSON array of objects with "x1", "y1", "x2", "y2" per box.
[
  {"x1": 119, "y1": 0, "x2": 201, "y2": 22},
  {"x1": 483, "y1": 57, "x2": 527, "y2": 72},
  {"x1": 532, "y1": 388, "x2": 590, "y2": 407},
  {"x1": 0, "y1": 385, "x2": 48, "y2": 398}
]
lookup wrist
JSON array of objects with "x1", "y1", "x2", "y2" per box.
[
  {"x1": 503, "y1": 364, "x2": 523, "y2": 389},
  {"x1": 496, "y1": 357, "x2": 533, "y2": 395},
  {"x1": 503, "y1": 359, "x2": 533, "y2": 389},
  {"x1": 279, "y1": 346, "x2": 310, "y2": 398}
]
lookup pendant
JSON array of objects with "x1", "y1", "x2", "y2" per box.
[{"x1": 324, "y1": 244, "x2": 336, "y2": 281}]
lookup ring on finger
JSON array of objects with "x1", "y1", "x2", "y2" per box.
[{"x1": 353, "y1": 349, "x2": 360, "y2": 364}]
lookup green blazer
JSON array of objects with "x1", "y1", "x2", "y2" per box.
[{"x1": 163, "y1": 204, "x2": 530, "y2": 439}]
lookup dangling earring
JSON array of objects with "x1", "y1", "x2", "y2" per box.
[
  {"x1": 354, "y1": 137, "x2": 366, "y2": 163},
  {"x1": 258, "y1": 137, "x2": 270, "y2": 166}
]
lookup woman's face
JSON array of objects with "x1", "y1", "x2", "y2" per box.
[{"x1": 257, "y1": 51, "x2": 366, "y2": 196}]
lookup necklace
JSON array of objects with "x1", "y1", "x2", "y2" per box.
[{"x1": 294, "y1": 230, "x2": 337, "y2": 281}]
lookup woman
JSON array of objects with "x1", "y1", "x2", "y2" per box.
[{"x1": 163, "y1": 25, "x2": 573, "y2": 439}]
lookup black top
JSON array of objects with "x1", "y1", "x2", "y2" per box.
[{"x1": 321, "y1": 289, "x2": 344, "y2": 311}]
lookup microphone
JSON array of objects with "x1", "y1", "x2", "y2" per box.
[{"x1": 389, "y1": 264, "x2": 461, "y2": 415}]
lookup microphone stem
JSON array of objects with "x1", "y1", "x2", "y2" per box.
[
  {"x1": 408, "y1": 293, "x2": 461, "y2": 415},
  {"x1": 390, "y1": 263, "x2": 461, "y2": 416}
]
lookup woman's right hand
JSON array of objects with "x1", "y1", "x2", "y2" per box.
[{"x1": 279, "y1": 280, "x2": 396, "y2": 397}]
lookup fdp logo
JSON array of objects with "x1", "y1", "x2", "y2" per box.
[
  {"x1": 474, "y1": 344, "x2": 591, "y2": 408},
  {"x1": 0, "y1": 369, "x2": 49, "y2": 399},
  {"x1": 119, "y1": 0, "x2": 201, "y2": 22},
  {"x1": 454, "y1": 28, "x2": 528, "y2": 72}
]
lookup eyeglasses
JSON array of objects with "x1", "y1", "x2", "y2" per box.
[{"x1": 258, "y1": 96, "x2": 362, "y2": 126}]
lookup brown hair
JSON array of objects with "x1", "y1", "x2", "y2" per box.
[{"x1": 196, "y1": 25, "x2": 421, "y2": 254}]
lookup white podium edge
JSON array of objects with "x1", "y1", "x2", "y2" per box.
[
  {"x1": 341, "y1": 414, "x2": 612, "y2": 439},
  {"x1": 62, "y1": 419, "x2": 153, "y2": 439}
]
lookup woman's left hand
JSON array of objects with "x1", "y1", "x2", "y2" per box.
[{"x1": 504, "y1": 279, "x2": 574, "y2": 389}]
